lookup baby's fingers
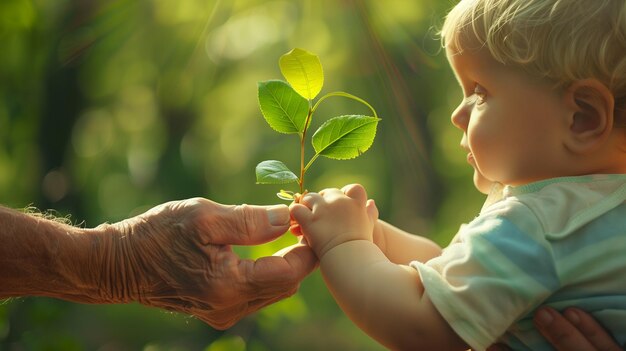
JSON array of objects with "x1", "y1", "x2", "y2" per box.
[
  {"x1": 366, "y1": 199, "x2": 379, "y2": 222},
  {"x1": 288, "y1": 216, "x2": 302, "y2": 235},
  {"x1": 289, "y1": 201, "x2": 314, "y2": 225},
  {"x1": 341, "y1": 184, "x2": 368, "y2": 203},
  {"x1": 298, "y1": 192, "x2": 323, "y2": 209}
]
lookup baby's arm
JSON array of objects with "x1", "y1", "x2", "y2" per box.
[
  {"x1": 373, "y1": 219, "x2": 442, "y2": 265},
  {"x1": 290, "y1": 184, "x2": 467, "y2": 351}
]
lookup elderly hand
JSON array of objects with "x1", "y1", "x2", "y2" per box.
[
  {"x1": 96, "y1": 198, "x2": 318, "y2": 329},
  {"x1": 0, "y1": 199, "x2": 317, "y2": 330}
]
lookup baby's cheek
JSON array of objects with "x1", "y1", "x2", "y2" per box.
[{"x1": 469, "y1": 129, "x2": 502, "y2": 176}]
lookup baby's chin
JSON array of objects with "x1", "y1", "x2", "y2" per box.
[{"x1": 473, "y1": 171, "x2": 495, "y2": 195}]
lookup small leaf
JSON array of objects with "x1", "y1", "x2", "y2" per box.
[
  {"x1": 312, "y1": 115, "x2": 380, "y2": 160},
  {"x1": 258, "y1": 80, "x2": 309, "y2": 134},
  {"x1": 279, "y1": 48, "x2": 324, "y2": 100},
  {"x1": 276, "y1": 190, "x2": 295, "y2": 201},
  {"x1": 256, "y1": 160, "x2": 299, "y2": 184}
]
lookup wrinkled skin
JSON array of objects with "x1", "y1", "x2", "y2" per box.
[
  {"x1": 95, "y1": 198, "x2": 317, "y2": 328},
  {"x1": 0, "y1": 198, "x2": 317, "y2": 329},
  {"x1": 101, "y1": 199, "x2": 316, "y2": 329}
]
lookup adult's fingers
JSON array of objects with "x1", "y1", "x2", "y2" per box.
[
  {"x1": 272, "y1": 237, "x2": 311, "y2": 257},
  {"x1": 562, "y1": 308, "x2": 623, "y2": 351},
  {"x1": 534, "y1": 306, "x2": 609, "y2": 351},
  {"x1": 275, "y1": 242, "x2": 318, "y2": 278},
  {"x1": 489, "y1": 308, "x2": 622, "y2": 351},
  {"x1": 202, "y1": 203, "x2": 291, "y2": 246},
  {"x1": 245, "y1": 243, "x2": 317, "y2": 296}
]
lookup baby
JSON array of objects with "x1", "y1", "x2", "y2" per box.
[{"x1": 290, "y1": 0, "x2": 626, "y2": 350}]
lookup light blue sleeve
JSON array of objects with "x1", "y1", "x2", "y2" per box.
[{"x1": 411, "y1": 201, "x2": 559, "y2": 351}]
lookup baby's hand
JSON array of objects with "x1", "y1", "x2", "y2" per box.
[{"x1": 289, "y1": 184, "x2": 379, "y2": 258}]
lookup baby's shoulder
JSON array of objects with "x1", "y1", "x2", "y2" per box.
[{"x1": 486, "y1": 177, "x2": 626, "y2": 239}]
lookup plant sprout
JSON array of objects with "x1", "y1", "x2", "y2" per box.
[{"x1": 255, "y1": 48, "x2": 380, "y2": 200}]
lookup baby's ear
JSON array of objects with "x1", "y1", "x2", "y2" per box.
[{"x1": 564, "y1": 79, "x2": 614, "y2": 154}]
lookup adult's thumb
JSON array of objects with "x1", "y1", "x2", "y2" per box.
[{"x1": 207, "y1": 204, "x2": 290, "y2": 245}]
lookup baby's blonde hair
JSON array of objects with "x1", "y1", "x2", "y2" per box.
[{"x1": 441, "y1": 0, "x2": 626, "y2": 125}]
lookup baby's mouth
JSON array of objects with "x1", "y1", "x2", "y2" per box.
[{"x1": 466, "y1": 152, "x2": 475, "y2": 165}]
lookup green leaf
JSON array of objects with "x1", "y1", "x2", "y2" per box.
[
  {"x1": 256, "y1": 160, "x2": 299, "y2": 184},
  {"x1": 279, "y1": 48, "x2": 324, "y2": 100},
  {"x1": 312, "y1": 115, "x2": 380, "y2": 160},
  {"x1": 276, "y1": 190, "x2": 295, "y2": 201},
  {"x1": 258, "y1": 80, "x2": 309, "y2": 134}
]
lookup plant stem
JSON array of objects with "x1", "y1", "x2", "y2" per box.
[
  {"x1": 299, "y1": 105, "x2": 314, "y2": 194},
  {"x1": 303, "y1": 153, "x2": 320, "y2": 174},
  {"x1": 311, "y1": 91, "x2": 379, "y2": 118},
  {"x1": 300, "y1": 91, "x2": 378, "y2": 183}
]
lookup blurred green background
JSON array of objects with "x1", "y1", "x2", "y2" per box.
[{"x1": 0, "y1": 0, "x2": 485, "y2": 350}]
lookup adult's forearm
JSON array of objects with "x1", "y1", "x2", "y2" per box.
[{"x1": 0, "y1": 206, "x2": 114, "y2": 303}]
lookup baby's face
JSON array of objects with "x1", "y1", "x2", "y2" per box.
[{"x1": 446, "y1": 46, "x2": 572, "y2": 194}]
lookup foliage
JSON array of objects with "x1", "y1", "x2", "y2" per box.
[
  {"x1": 0, "y1": 0, "x2": 486, "y2": 350},
  {"x1": 255, "y1": 48, "x2": 379, "y2": 199}
]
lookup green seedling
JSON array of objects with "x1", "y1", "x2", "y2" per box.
[{"x1": 255, "y1": 48, "x2": 380, "y2": 200}]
